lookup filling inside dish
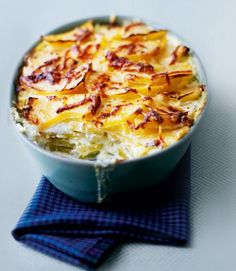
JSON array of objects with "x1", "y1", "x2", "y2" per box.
[{"x1": 14, "y1": 18, "x2": 207, "y2": 164}]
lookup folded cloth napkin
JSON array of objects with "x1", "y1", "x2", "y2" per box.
[{"x1": 12, "y1": 148, "x2": 190, "y2": 270}]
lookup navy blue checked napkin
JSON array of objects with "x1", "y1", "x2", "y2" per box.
[{"x1": 12, "y1": 148, "x2": 190, "y2": 270}]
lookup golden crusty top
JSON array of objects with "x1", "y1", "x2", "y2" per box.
[{"x1": 15, "y1": 19, "x2": 207, "y2": 162}]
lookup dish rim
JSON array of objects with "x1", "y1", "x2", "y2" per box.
[{"x1": 9, "y1": 15, "x2": 208, "y2": 167}]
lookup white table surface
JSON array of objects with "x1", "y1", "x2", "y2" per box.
[{"x1": 1, "y1": 0, "x2": 236, "y2": 270}]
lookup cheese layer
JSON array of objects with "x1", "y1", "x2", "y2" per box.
[{"x1": 15, "y1": 19, "x2": 207, "y2": 164}]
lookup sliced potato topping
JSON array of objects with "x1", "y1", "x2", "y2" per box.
[{"x1": 15, "y1": 18, "x2": 207, "y2": 163}]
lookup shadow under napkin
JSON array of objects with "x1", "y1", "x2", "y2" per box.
[{"x1": 12, "y1": 148, "x2": 190, "y2": 270}]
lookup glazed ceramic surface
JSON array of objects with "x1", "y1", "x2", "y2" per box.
[{"x1": 10, "y1": 16, "x2": 207, "y2": 203}]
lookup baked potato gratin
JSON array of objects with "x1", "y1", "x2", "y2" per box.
[{"x1": 14, "y1": 18, "x2": 207, "y2": 164}]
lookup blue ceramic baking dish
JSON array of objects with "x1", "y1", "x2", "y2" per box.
[{"x1": 10, "y1": 16, "x2": 207, "y2": 203}]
